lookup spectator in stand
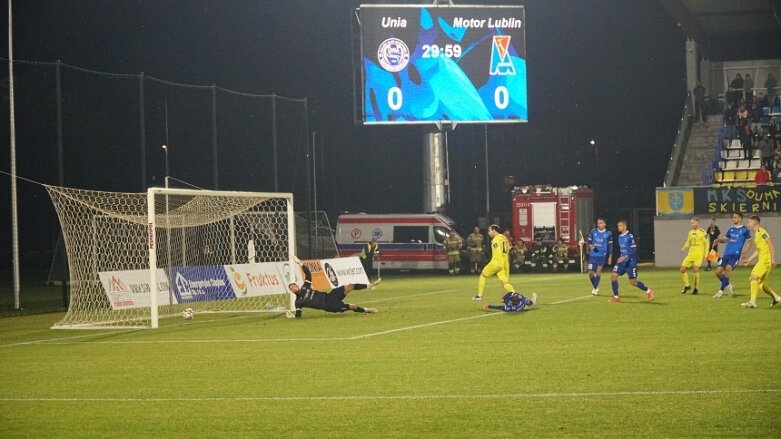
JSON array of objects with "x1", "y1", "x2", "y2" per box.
[
  {"x1": 731, "y1": 73, "x2": 744, "y2": 103},
  {"x1": 725, "y1": 104, "x2": 737, "y2": 140},
  {"x1": 773, "y1": 160, "x2": 781, "y2": 183},
  {"x1": 773, "y1": 141, "x2": 781, "y2": 167},
  {"x1": 759, "y1": 132, "x2": 774, "y2": 170},
  {"x1": 770, "y1": 119, "x2": 780, "y2": 141},
  {"x1": 726, "y1": 85, "x2": 739, "y2": 108},
  {"x1": 765, "y1": 73, "x2": 778, "y2": 107},
  {"x1": 744, "y1": 73, "x2": 754, "y2": 107},
  {"x1": 693, "y1": 82, "x2": 706, "y2": 123},
  {"x1": 750, "y1": 101, "x2": 763, "y2": 136},
  {"x1": 737, "y1": 104, "x2": 753, "y2": 161},
  {"x1": 754, "y1": 164, "x2": 771, "y2": 185}
]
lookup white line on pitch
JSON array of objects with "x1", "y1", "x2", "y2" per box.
[
  {"x1": 2, "y1": 388, "x2": 777, "y2": 402},
  {"x1": 348, "y1": 313, "x2": 501, "y2": 340},
  {"x1": 361, "y1": 288, "x2": 460, "y2": 304},
  {"x1": 550, "y1": 295, "x2": 594, "y2": 305},
  {"x1": 0, "y1": 329, "x2": 141, "y2": 349}
]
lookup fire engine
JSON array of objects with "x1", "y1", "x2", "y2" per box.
[{"x1": 511, "y1": 185, "x2": 594, "y2": 254}]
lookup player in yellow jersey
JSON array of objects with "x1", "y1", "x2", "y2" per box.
[
  {"x1": 680, "y1": 217, "x2": 708, "y2": 295},
  {"x1": 473, "y1": 224, "x2": 514, "y2": 301},
  {"x1": 740, "y1": 215, "x2": 781, "y2": 308}
]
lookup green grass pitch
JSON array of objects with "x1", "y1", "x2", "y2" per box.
[{"x1": 1, "y1": 267, "x2": 779, "y2": 438}]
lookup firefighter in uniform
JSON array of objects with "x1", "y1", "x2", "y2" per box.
[
  {"x1": 444, "y1": 231, "x2": 463, "y2": 275},
  {"x1": 466, "y1": 227, "x2": 485, "y2": 274},
  {"x1": 512, "y1": 239, "x2": 528, "y2": 272},
  {"x1": 553, "y1": 238, "x2": 569, "y2": 272}
]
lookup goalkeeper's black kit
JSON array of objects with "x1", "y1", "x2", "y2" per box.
[{"x1": 294, "y1": 265, "x2": 367, "y2": 317}]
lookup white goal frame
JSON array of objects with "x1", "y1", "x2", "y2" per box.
[{"x1": 146, "y1": 187, "x2": 297, "y2": 328}]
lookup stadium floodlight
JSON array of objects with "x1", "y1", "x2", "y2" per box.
[{"x1": 46, "y1": 185, "x2": 298, "y2": 329}]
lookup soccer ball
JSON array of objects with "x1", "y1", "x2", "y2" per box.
[{"x1": 182, "y1": 307, "x2": 194, "y2": 320}]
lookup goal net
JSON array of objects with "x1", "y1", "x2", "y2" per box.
[{"x1": 46, "y1": 185, "x2": 297, "y2": 329}]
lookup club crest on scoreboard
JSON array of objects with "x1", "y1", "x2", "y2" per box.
[
  {"x1": 377, "y1": 37, "x2": 410, "y2": 73},
  {"x1": 489, "y1": 35, "x2": 516, "y2": 76}
]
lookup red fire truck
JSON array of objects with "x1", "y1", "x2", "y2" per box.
[{"x1": 511, "y1": 185, "x2": 594, "y2": 251}]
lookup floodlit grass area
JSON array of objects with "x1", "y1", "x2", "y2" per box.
[{"x1": 1, "y1": 268, "x2": 779, "y2": 437}]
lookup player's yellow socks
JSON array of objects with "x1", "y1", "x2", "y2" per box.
[
  {"x1": 694, "y1": 272, "x2": 700, "y2": 289},
  {"x1": 761, "y1": 283, "x2": 777, "y2": 298},
  {"x1": 681, "y1": 272, "x2": 689, "y2": 286},
  {"x1": 478, "y1": 275, "x2": 487, "y2": 296},
  {"x1": 750, "y1": 279, "x2": 760, "y2": 302},
  {"x1": 503, "y1": 282, "x2": 515, "y2": 293}
]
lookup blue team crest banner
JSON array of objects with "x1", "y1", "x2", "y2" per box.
[{"x1": 656, "y1": 188, "x2": 694, "y2": 216}]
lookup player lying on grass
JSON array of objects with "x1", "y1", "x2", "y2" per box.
[
  {"x1": 482, "y1": 292, "x2": 538, "y2": 312},
  {"x1": 288, "y1": 260, "x2": 380, "y2": 318}
]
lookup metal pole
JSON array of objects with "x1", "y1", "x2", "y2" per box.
[
  {"x1": 304, "y1": 100, "x2": 313, "y2": 258},
  {"x1": 484, "y1": 124, "x2": 490, "y2": 224},
  {"x1": 162, "y1": 143, "x2": 172, "y2": 315},
  {"x1": 9, "y1": 0, "x2": 21, "y2": 310},
  {"x1": 312, "y1": 131, "x2": 318, "y2": 214},
  {"x1": 163, "y1": 145, "x2": 169, "y2": 188},
  {"x1": 164, "y1": 98, "x2": 170, "y2": 187},
  {"x1": 139, "y1": 73, "x2": 146, "y2": 190},
  {"x1": 56, "y1": 60, "x2": 67, "y2": 308},
  {"x1": 312, "y1": 130, "x2": 318, "y2": 258},
  {"x1": 272, "y1": 95, "x2": 278, "y2": 191},
  {"x1": 164, "y1": 98, "x2": 169, "y2": 147},
  {"x1": 56, "y1": 62, "x2": 64, "y2": 186},
  {"x1": 212, "y1": 85, "x2": 218, "y2": 189}
]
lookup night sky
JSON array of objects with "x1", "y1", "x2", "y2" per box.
[{"x1": 0, "y1": 0, "x2": 687, "y2": 258}]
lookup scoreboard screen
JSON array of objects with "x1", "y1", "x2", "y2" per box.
[{"x1": 360, "y1": 4, "x2": 527, "y2": 125}]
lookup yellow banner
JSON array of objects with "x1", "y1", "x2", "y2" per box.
[{"x1": 657, "y1": 188, "x2": 694, "y2": 216}]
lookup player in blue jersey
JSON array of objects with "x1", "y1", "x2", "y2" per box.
[
  {"x1": 712, "y1": 212, "x2": 753, "y2": 299},
  {"x1": 586, "y1": 218, "x2": 613, "y2": 295},
  {"x1": 609, "y1": 219, "x2": 654, "y2": 302},
  {"x1": 482, "y1": 292, "x2": 538, "y2": 312}
]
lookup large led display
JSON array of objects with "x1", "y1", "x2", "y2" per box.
[{"x1": 360, "y1": 4, "x2": 527, "y2": 124}]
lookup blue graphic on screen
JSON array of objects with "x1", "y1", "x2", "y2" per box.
[{"x1": 362, "y1": 6, "x2": 527, "y2": 123}]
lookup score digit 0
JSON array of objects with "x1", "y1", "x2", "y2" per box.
[
  {"x1": 388, "y1": 87, "x2": 403, "y2": 111},
  {"x1": 494, "y1": 86, "x2": 509, "y2": 110}
]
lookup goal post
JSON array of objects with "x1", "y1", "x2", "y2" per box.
[{"x1": 46, "y1": 185, "x2": 298, "y2": 329}]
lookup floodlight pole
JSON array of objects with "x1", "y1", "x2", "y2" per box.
[{"x1": 9, "y1": 0, "x2": 20, "y2": 310}]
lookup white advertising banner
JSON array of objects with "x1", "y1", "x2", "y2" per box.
[
  {"x1": 320, "y1": 256, "x2": 370, "y2": 289},
  {"x1": 98, "y1": 269, "x2": 175, "y2": 310},
  {"x1": 224, "y1": 262, "x2": 291, "y2": 298}
]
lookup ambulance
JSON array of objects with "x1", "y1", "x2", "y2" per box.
[{"x1": 335, "y1": 213, "x2": 463, "y2": 270}]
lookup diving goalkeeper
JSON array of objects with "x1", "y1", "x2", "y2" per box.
[
  {"x1": 482, "y1": 292, "x2": 538, "y2": 312},
  {"x1": 288, "y1": 260, "x2": 379, "y2": 318}
]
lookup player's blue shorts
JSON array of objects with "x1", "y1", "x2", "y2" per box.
[
  {"x1": 719, "y1": 254, "x2": 740, "y2": 269},
  {"x1": 612, "y1": 258, "x2": 638, "y2": 279},
  {"x1": 587, "y1": 255, "x2": 607, "y2": 271}
]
